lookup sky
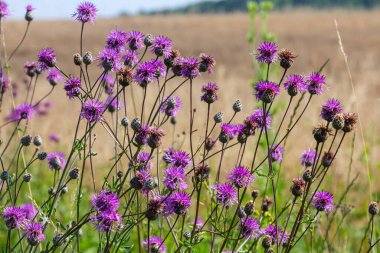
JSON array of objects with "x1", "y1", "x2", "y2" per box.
[{"x1": 7, "y1": 0, "x2": 205, "y2": 20}]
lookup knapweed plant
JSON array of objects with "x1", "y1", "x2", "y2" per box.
[{"x1": 0, "y1": 2, "x2": 377, "y2": 253}]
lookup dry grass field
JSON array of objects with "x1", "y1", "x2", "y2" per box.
[{"x1": 2, "y1": 10, "x2": 380, "y2": 201}]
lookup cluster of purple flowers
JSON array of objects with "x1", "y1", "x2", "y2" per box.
[{"x1": 90, "y1": 190, "x2": 121, "y2": 231}]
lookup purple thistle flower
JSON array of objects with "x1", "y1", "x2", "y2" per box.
[
  {"x1": 26, "y1": 5, "x2": 34, "y2": 12},
  {"x1": 23, "y1": 222, "x2": 45, "y2": 246},
  {"x1": 163, "y1": 167, "x2": 188, "y2": 191},
  {"x1": 134, "y1": 124, "x2": 150, "y2": 146},
  {"x1": 169, "y1": 150, "x2": 191, "y2": 169},
  {"x1": 227, "y1": 166, "x2": 254, "y2": 188},
  {"x1": 160, "y1": 96, "x2": 182, "y2": 117},
  {"x1": 164, "y1": 191, "x2": 191, "y2": 215},
  {"x1": 254, "y1": 80, "x2": 280, "y2": 102},
  {"x1": 238, "y1": 217, "x2": 260, "y2": 238},
  {"x1": 3, "y1": 206, "x2": 27, "y2": 229},
  {"x1": 7, "y1": 103, "x2": 34, "y2": 121},
  {"x1": 20, "y1": 203, "x2": 37, "y2": 220},
  {"x1": 270, "y1": 145, "x2": 284, "y2": 162},
  {"x1": 220, "y1": 123, "x2": 240, "y2": 139},
  {"x1": 201, "y1": 82, "x2": 219, "y2": 104},
  {"x1": 81, "y1": 99, "x2": 105, "y2": 122},
  {"x1": 256, "y1": 42, "x2": 278, "y2": 64},
  {"x1": 180, "y1": 57, "x2": 200, "y2": 79},
  {"x1": 301, "y1": 149, "x2": 316, "y2": 167},
  {"x1": 38, "y1": 48, "x2": 56, "y2": 69},
  {"x1": 150, "y1": 59, "x2": 166, "y2": 78},
  {"x1": 246, "y1": 109, "x2": 271, "y2": 129},
  {"x1": 162, "y1": 147, "x2": 175, "y2": 164},
  {"x1": 307, "y1": 72, "x2": 327, "y2": 95},
  {"x1": 46, "y1": 69, "x2": 62, "y2": 86},
  {"x1": 134, "y1": 61, "x2": 157, "y2": 87},
  {"x1": 90, "y1": 210, "x2": 121, "y2": 232},
  {"x1": 0, "y1": 1, "x2": 10, "y2": 18},
  {"x1": 130, "y1": 170, "x2": 152, "y2": 192},
  {"x1": 122, "y1": 49, "x2": 139, "y2": 67},
  {"x1": 152, "y1": 35, "x2": 172, "y2": 58},
  {"x1": 199, "y1": 53, "x2": 216, "y2": 74},
  {"x1": 98, "y1": 48, "x2": 120, "y2": 71},
  {"x1": 104, "y1": 74, "x2": 115, "y2": 95},
  {"x1": 321, "y1": 98, "x2": 343, "y2": 122},
  {"x1": 0, "y1": 72, "x2": 10, "y2": 95},
  {"x1": 134, "y1": 152, "x2": 154, "y2": 171},
  {"x1": 127, "y1": 31, "x2": 144, "y2": 51},
  {"x1": 213, "y1": 183, "x2": 237, "y2": 206},
  {"x1": 47, "y1": 152, "x2": 66, "y2": 170},
  {"x1": 64, "y1": 76, "x2": 81, "y2": 99},
  {"x1": 105, "y1": 97, "x2": 122, "y2": 113},
  {"x1": 261, "y1": 225, "x2": 290, "y2": 245},
  {"x1": 73, "y1": 1, "x2": 97, "y2": 23},
  {"x1": 24, "y1": 61, "x2": 37, "y2": 75},
  {"x1": 313, "y1": 191, "x2": 334, "y2": 212},
  {"x1": 283, "y1": 74, "x2": 307, "y2": 96},
  {"x1": 91, "y1": 190, "x2": 120, "y2": 212},
  {"x1": 194, "y1": 218, "x2": 204, "y2": 229},
  {"x1": 143, "y1": 236, "x2": 166, "y2": 253},
  {"x1": 106, "y1": 29, "x2": 127, "y2": 52}
]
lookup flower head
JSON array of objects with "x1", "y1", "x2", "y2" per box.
[
  {"x1": 254, "y1": 81, "x2": 279, "y2": 103},
  {"x1": 81, "y1": 99, "x2": 105, "y2": 122},
  {"x1": 3, "y1": 206, "x2": 27, "y2": 229},
  {"x1": 162, "y1": 147, "x2": 175, "y2": 164},
  {"x1": 38, "y1": 48, "x2": 56, "y2": 69},
  {"x1": 64, "y1": 76, "x2": 81, "y2": 99},
  {"x1": 256, "y1": 42, "x2": 278, "y2": 64},
  {"x1": 105, "y1": 97, "x2": 122, "y2": 113},
  {"x1": 0, "y1": 2, "x2": 10, "y2": 18},
  {"x1": 98, "y1": 48, "x2": 120, "y2": 71},
  {"x1": 152, "y1": 35, "x2": 172, "y2": 58},
  {"x1": 23, "y1": 222, "x2": 45, "y2": 246},
  {"x1": 47, "y1": 152, "x2": 66, "y2": 170},
  {"x1": 213, "y1": 183, "x2": 237, "y2": 206},
  {"x1": 127, "y1": 31, "x2": 144, "y2": 51},
  {"x1": 20, "y1": 203, "x2": 37, "y2": 220},
  {"x1": 283, "y1": 75, "x2": 307, "y2": 96},
  {"x1": 201, "y1": 82, "x2": 219, "y2": 104},
  {"x1": 180, "y1": 57, "x2": 200, "y2": 79},
  {"x1": 7, "y1": 103, "x2": 34, "y2": 121},
  {"x1": 122, "y1": 50, "x2": 139, "y2": 67},
  {"x1": 199, "y1": 53, "x2": 216, "y2": 73},
  {"x1": 160, "y1": 96, "x2": 182, "y2": 117},
  {"x1": 261, "y1": 225, "x2": 290, "y2": 245},
  {"x1": 133, "y1": 152, "x2": 153, "y2": 171},
  {"x1": 73, "y1": 1, "x2": 97, "y2": 23},
  {"x1": 300, "y1": 149, "x2": 316, "y2": 167},
  {"x1": 321, "y1": 98, "x2": 343, "y2": 122},
  {"x1": 106, "y1": 29, "x2": 127, "y2": 52},
  {"x1": 307, "y1": 72, "x2": 327, "y2": 95},
  {"x1": 143, "y1": 236, "x2": 166, "y2": 253},
  {"x1": 238, "y1": 217, "x2": 260, "y2": 238},
  {"x1": 246, "y1": 109, "x2": 271, "y2": 129},
  {"x1": 164, "y1": 191, "x2": 191, "y2": 215},
  {"x1": 130, "y1": 170, "x2": 152, "y2": 192},
  {"x1": 26, "y1": 5, "x2": 34, "y2": 12},
  {"x1": 313, "y1": 191, "x2": 334, "y2": 212},
  {"x1": 169, "y1": 151, "x2": 191, "y2": 169},
  {"x1": 163, "y1": 167, "x2": 187, "y2": 191},
  {"x1": 104, "y1": 74, "x2": 115, "y2": 95},
  {"x1": 91, "y1": 190, "x2": 120, "y2": 212},
  {"x1": 46, "y1": 69, "x2": 62, "y2": 86},
  {"x1": 90, "y1": 210, "x2": 121, "y2": 232},
  {"x1": 270, "y1": 145, "x2": 284, "y2": 162},
  {"x1": 134, "y1": 124, "x2": 150, "y2": 146},
  {"x1": 227, "y1": 166, "x2": 254, "y2": 188},
  {"x1": 134, "y1": 61, "x2": 157, "y2": 87}
]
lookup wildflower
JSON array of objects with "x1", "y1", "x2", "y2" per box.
[
  {"x1": 307, "y1": 72, "x2": 327, "y2": 95},
  {"x1": 38, "y1": 48, "x2": 56, "y2": 69},
  {"x1": 132, "y1": 152, "x2": 153, "y2": 171},
  {"x1": 164, "y1": 191, "x2": 191, "y2": 215},
  {"x1": 134, "y1": 124, "x2": 150, "y2": 146},
  {"x1": 7, "y1": 103, "x2": 34, "y2": 121},
  {"x1": 238, "y1": 217, "x2": 260, "y2": 238},
  {"x1": 254, "y1": 81, "x2": 280, "y2": 103},
  {"x1": 122, "y1": 50, "x2": 139, "y2": 67},
  {"x1": 118, "y1": 66, "x2": 134, "y2": 86},
  {"x1": 20, "y1": 135, "x2": 32, "y2": 147},
  {"x1": 256, "y1": 42, "x2": 278, "y2": 64},
  {"x1": 270, "y1": 145, "x2": 284, "y2": 162},
  {"x1": 321, "y1": 151, "x2": 334, "y2": 167},
  {"x1": 213, "y1": 183, "x2": 237, "y2": 206},
  {"x1": 342, "y1": 112, "x2": 358, "y2": 133},
  {"x1": 164, "y1": 49, "x2": 181, "y2": 67},
  {"x1": 278, "y1": 48, "x2": 296, "y2": 69},
  {"x1": 98, "y1": 48, "x2": 120, "y2": 71},
  {"x1": 201, "y1": 82, "x2": 219, "y2": 104},
  {"x1": 163, "y1": 167, "x2": 187, "y2": 191},
  {"x1": 127, "y1": 31, "x2": 144, "y2": 51},
  {"x1": 195, "y1": 164, "x2": 211, "y2": 182},
  {"x1": 0, "y1": 1, "x2": 10, "y2": 18},
  {"x1": 300, "y1": 149, "x2": 316, "y2": 167},
  {"x1": 261, "y1": 225, "x2": 290, "y2": 245},
  {"x1": 105, "y1": 97, "x2": 122, "y2": 113},
  {"x1": 81, "y1": 99, "x2": 105, "y2": 122},
  {"x1": 144, "y1": 34, "x2": 154, "y2": 47},
  {"x1": 90, "y1": 210, "x2": 121, "y2": 232},
  {"x1": 25, "y1": 5, "x2": 34, "y2": 22},
  {"x1": 262, "y1": 196, "x2": 273, "y2": 212},
  {"x1": 205, "y1": 137, "x2": 217, "y2": 151},
  {"x1": 160, "y1": 96, "x2": 182, "y2": 117},
  {"x1": 313, "y1": 125, "x2": 332, "y2": 143},
  {"x1": 169, "y1": 151, "x2": 191, "y2": 169},
  {"x1": 23, "y1": 222, "x2": 45, "y2": 246},
  {"x1": 130, "y1": 170, "x2": 152, "y2": 191},
  {"x1": 20, "y1": 203, "x2": 37, "y2": 220},
  {"x1": 24, "y1": 61, "x2": 37, "y2": 77},
  {"x1": 148, "y1": 127, "x2": 165, "y2": 149},
  {"x1": 47, "y1": 152, "x2": 66, "y2": 170},
  {"x1": 3, "y1": 206, "x2": 27, "y2": 229},
  {"x1": 321, "y1": 98, "x2": 343, "y2": 122},
  {"x1": 220, "y1": 123, "x2": 239, "y2": 143},
  {"x1": 313, "y1": 191, "x2": 334, "y2": 212},
  {"x1": 290, "y1": 178, "x2": 306, "y2": 197},
  {"x1": 283, "y1": 75, "x2": 307, "y2": 96},
  {"x1": 180, "y1": 57, "x2": 200, "y2": 79},
  {"x1": 73, "y1": 1, "x2": 97, "y2": 23},
  {"x1": 91, "y1": 190, "x2": 120, "y2": 212},
  {"x1": 245, "y1": 109, "x2": 271, "y2": 131},
  {"x1": 103, "y1": 74, "x2": 115, "y2": 95},
  {"x1": 106, "y1": 29, "x2": 127, "y2": 52},
  {"x1": 244, "y1": 200, "x2": 255, "y2": 215},
  {"x1": 199, "y1": 53, "x2": 216, "y2": 73},
  {"x1": 134, "y1": 61, "x2": 157, "y2": 87},
  {"x1": 143, "y1": 236, "x2": 166, "y2": 253},
  {"x1": 152, "y1": 35, "x2": 172, "y2": 58},
  {"x1": 302, "y1": 169, "x2": 312, "y2": 182},
  {"x1": 145, "y1": 195, "x2": 164, "y2": 220},
  {"x1": 227, "y1": 166, "x2": 254, "y2": 188},
  {"x1": 64, "y1": 76, "x2": 81, "y2": 98},
  {"x1": 46, "y1": 69, "x2": 62, "y2": 86}
]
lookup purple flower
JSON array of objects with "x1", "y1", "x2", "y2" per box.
[
  {"x1": 23, "y1": 222, "x2": 45, "y2": 246},
  {"x1": 150, "y1": 59, "x2": 166, "y2": 78},
  {"x1": 38, "y1": 48, "x2": 56, "y2": 69},
  {"x1": 301, "y1": 149, "x2": 316, "y2": 167},
  {"x1": 7, "y1": 103, "x2": 34, "y2": 121},
  {"x1": 238, "y1": 217, "x2": 260, "y2": 238},
  {"x1": 270, "y1": 145, "x2": 284, "y2": 162},
  {"x1": 199, "y1": 53, "x2": 216, "y2": 74},
  {"x1": 105, "y1": 97, "x2": 122, "y2": 113},
  {"x1": 283, "y1": 75, "x2": 307, "y2": 96},
  {"x1": 254, "y1": 81, "x2": 280, "y2": 102},
  {"x1": 321, "y1": 98, "x2": 343, "y2": 122},
  {"x1": 130, "y1": 170, "x2": 152, "y2": 192},
  {"x1": 127, "y1": 31, "x2": 144, "y2": 51},
  {"x1": 47, "y1": 152, "x2": 66, "y2": 170},
  {"x1": 81, "y1": 99, "x2": 105, "y2": 122},
  {"x1": 143, "y1": 236, "x2": 166, "y2": 253},
  {"x1": 133, "y1": 152, "x2": 153, "y2": 171},
  {"x1": 313, "y1": 191, "x2": 334, "y2": 212},
  {"x1": 246, "y1": 109, "x2": 271, "y2": 129},
  {"x1": 213, "y1": 183, "x2": 237, "y2": 206},
  {"x1": 180, "y1": 57, "x2": 200, "y2": 79},
  {"x1": 20, "y1": 204, "x2": 37, "y2": 220},
  {"x1": 73, "y1": 1, "x2": 97, "y2": 23},
  {"x1": 194, "y1": 218, "x2": 204, "y2": 229},
  {"x1": 152, "y1": 35, "x2": 172, "y2": 58},
  {"x1": 134, "y1": 61, "x2": 156, "y2": 87},
  {"x1": 46, "y1": 69, "x2": 62, "y2": 86},
  {"x1": 122, "y1": 50, "x2": 139, "y2": 67},
  {"x1": 164, "y1": 191, "x2": 191, "y2": 215},
  {"x1": 24, "y1": 61, "x2": 37, "y2": 76},
  {"x1": 163, "y1": 167, "x2": 188, "y2": 191},
  {"x1": 201, "y1": 82, "x2": 219, "y2": 104},
  {"x1": 220, "y1": 123, "x2": 239, "y2": 139},
  {"x1": 3, "y1": 206, "x2": 27, "y2": 229},
  {"x1": 98, "y1": 48, "x2": 120, "y2": 71},
  {"x1": 261, "y1": 225, "x2": 290, "y2": 245},
  {"x1": 91, "y1": 190, "x2": 120, "y2": 212},
  {"x1": 26, "y1": 5, "x2": 34, "y2": 12},
  {"x1": 0, "y1": 1, "x2": 10, "y2": 18},
  {"x1": 307, "y1": 72, "x2": 327, "y2": 95},
  {"x1": 49, "y1": 134, "x2": 60, "y2": 143},
  {"x1": 256, "y1": 42, "x2": 278, "y2": 64},
  {"x1": 162, "y1": 147, "x2": 175, "y2": 164},
  {"x1": 64, "y1": 76, "x2": 81, "y2": 99},
  {"x1": 106, "y1": 29, "x2": 127, "y2": 52},
  {"x1": 160, "y1": 96, "x2": 182, "y2": 117},
  {"x1": 169, "y1": 150, "x2": 191, "y2": 169},
  {"x1": 227, "y1": 166, "x2": 254, "y2": 188},
  {"x1": 91, "y1": 210, "x2": 121, "y2": 232},
  {"x1": 134, "y1": 124, "x2": 150, "y2": 146},
  {"x1": 104, "y1": 74, "x2": 115, "y2": 95}
]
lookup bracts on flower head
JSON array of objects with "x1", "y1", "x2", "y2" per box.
[{"x1": 278, "y1": 48, "x2": 296, "y2": 69}]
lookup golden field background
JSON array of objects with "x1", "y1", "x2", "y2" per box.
[{"x1": 2, "y1": 10, "x2": 380, "y2": 203}]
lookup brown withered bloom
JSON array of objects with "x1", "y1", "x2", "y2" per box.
[
  {"x1": 118, "y1": 66, "x2": 134, "y2": 87},
  {"x1": 342, "y1": 112, "x2": 358, "y2": 133},
  {"x1": 262, "y1": 196, "x2": 273, "y2": 212},
  {"x1": 313, "y1": 124, "x2": 333, "y2": 143},
  {"x1": 278, "y1": 48, "x2": 297, "y2": 69},
  {"x1": 322, "y1": 151, "x2": 334, "y2": 168},
  {"x1": 195, "y1": 164, "x2": 211, "y2": 182},
  {"x1": 145, "y1": 196, "x2": 164, "y2": 220},
  {"x1": 290, "y1": 178, "x2": 306, "y2": 197}
]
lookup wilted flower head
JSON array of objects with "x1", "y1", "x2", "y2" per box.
[
  {"x1": 98, "y1": 48, "x2": 120, "y2": 71},
  {"x1": 162, "y1": 147, "x2": 175, "y2": 164},
  {"x1": 127, "y1": 31, "x2": 144, "y2": 51},
  {"x1": 270, "y1": 145, "x2": 284, "y2": 162},
  {"x1": 164, "y1": 191, "x2": 191, "y2": 215},
  {"x1": 290, "y1": 178, "x2": 306, "y2": 197},
  {"x1": 73, "y1": 1, "x2": 97, "y2": 23},
  {"x1": 20, "y1": 203, "x2": 37, "y2": 220},
  {"x1": 256, "y1": 42, "x2": 278, "y2": 64},
  {"x1": 169, "y1": 150, "x2": 191, "y2": 169},
  {"x1": 254, "y1": 81, "x2": 280, "y2": 103},
  {"x1": 300, "y1": 149, "x2": 316, "y2": 167},
  {"x1": 106, "y1": 29, "x2": 127, "y2": 52},
  {"x1": 143, "y1": 236, "x2": 166, "y2": 253},
  {"x1": 199, "y1": 53, "x2": 216, "y2": 73},
  {"x1": 91, "y1": 190, "x2": 120, "y2": 212},
  {"x1": 148, "y1": 127, "x2": 165, "y2": 149},
  {"x1": 90, "y1": 210, "x2": 121, "y2": 232},
  {"x1": 342, "y1": 112, "x2": 358, "y2": 133},
  {"x1": 163, "y1": 167, "x2": 187, "y2": 191},
  {"x1": 134, "y1": 60, "x2": 157, "y2": 87},
  {"x1": 201, "y1": 82, "x2": 219, "y2": 104},
  {"x1": 3, "y1": 206, "x2": 27, "y2": 229},
  {"x1": 227, "y1": 166, "x2": 254, "y2": 188},
  {"x1": 180, "y1": 57, "x2": 200, "y2": 79},
  {"x1": 23, "y1": 222, "x2": 45, "y2": 246},
  {"x1": 47, "y1": 152, "x2": 66, "y2": 170},
  {"x1": 261, "y1": 225, "x2": 290, "y2": 245},
  {"x1": 307, "y1": 72, "x2": 327, "y2": 95},
  {"x1": 313, "y1": 191, "x2": 334, "y2": 212},
  {"x1": 278, "y1": 48, "x2": 296, "y2": 69},
  {"x1": 46, "y1": 69, "x2": 62, "y2": 86},
  {"x1": 160, "y1": 96, "x2": 182, "y2": 117},
  {"x1": 321, "y1": 98, "x2": 343, "y2": 122},
  {"x1": 38, "y1": 48, "x2": 56, "y2": 69},
  {"x1": 238, "y1": 217, "x2": 260, "y2": 238},
  {"x1": 152, "y1": 35, "x2": 172, "y2": 58},
  {"x1": 7, "y1": 103, "x2": 34, "y2": 121},
  {"x1": 0, "y1": 2, "x2": 10, "y2": 18},
  {"x1": 64, "y1": 76, "x2": 81, "y2": 99},
  {"x1": 213, "y1": 183, "x2": 237, "y2": 206},
  {"x1": 283, "y1": 74, "x2": 307, "y2": 96},
  {"x1": 145, "y1": 195, "x2": 164, "y2": 220},
  {"x1": 81, "y1": 99, "x2": 104, "y2": 122}
]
